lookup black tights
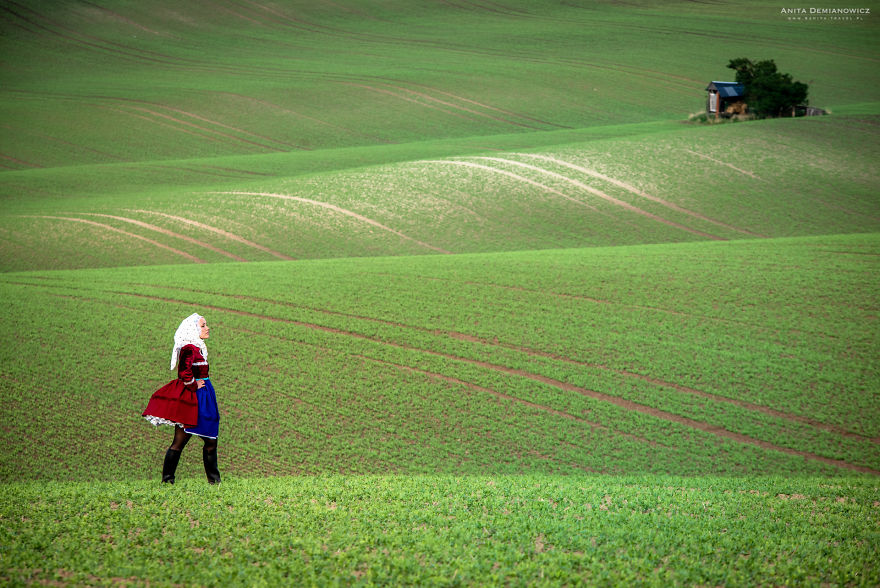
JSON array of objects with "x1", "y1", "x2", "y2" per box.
[{"x1": 170, "y1": 426, "x2": 217, "y2": 453}]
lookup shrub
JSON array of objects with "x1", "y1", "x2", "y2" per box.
[{"x1": 727, "y1": 58, "x2": 809, "y2": 118}]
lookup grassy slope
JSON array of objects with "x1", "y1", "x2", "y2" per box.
[
  {"x1": 1, "y1": 115, "x2": 878, "y2": 271},
  {"x1": 1, "y1": 234, "x2": 877, "y2": 482}
]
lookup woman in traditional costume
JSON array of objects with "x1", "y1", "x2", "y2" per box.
[{"x1": 143, "y1": 313, "x2": 221, "y2": 484}]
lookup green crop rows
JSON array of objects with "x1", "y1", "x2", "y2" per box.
[{"x1": 2, "y1": 475, "x2": 878, "y2": 586}]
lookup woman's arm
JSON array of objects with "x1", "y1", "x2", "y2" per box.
[{"x1": 177, "y1": 347, "x2": 197, "y2": 390}]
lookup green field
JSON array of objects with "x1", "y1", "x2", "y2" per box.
[
  {"x1": 2, "y1": 475, "x2": 877, "y2": 586},
  {"x1": 1, "y1": 0, "x2": 879, "y2": 585}
]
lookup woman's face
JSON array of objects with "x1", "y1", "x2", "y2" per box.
[{"x1": 198, "y1": 317, "x2": 210, "y2": 340}]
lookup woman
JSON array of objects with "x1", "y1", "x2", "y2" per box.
[{"x1": 143, "y1": 313, "x2": 221, "y2": 484}]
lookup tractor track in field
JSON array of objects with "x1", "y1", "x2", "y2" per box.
[
  {"x1": 516, "y1": 153, "x2": 767, "y2": 237},
  {"x1": 126, "y1": 210, "x2": 293, "y2": 260},
  {"x1": 39, "y1": 284, "x2": 875, "y2": 475},
  {"x1": 78, "y1": 213, "x2": 247, "y2": 262},
  {"x1": 423, "y1": 160, "x2": 600, "y2": 211},
  {"x1": 423, "y1": 158, "x2": 727, "y2": 240},
  {"x1": 87, "y1": 98, "x2": 305, "y2": 152},
  {"x1": 211, "y1": 191, "x2": 452, "y2": 254},
  {"x1": 115, "y1": 106, "x2": 288, "y2": 152},
  {"x1": 0, "y1": 2, "x2": 177, "y2": 67},
  {"x1": 341, "y1": 83, "x2": 491, "y2": 124},
  {"x1": 95, "y1": 104, "x2": 237, "y2": 147},
  {"x1": 227, "y1": 1, "x2": 710, "y2": 97},
  {"x1": 343, "y1": 83, "x2": 546, "y2": 130},
  {"x1": 420, "y1": 160, "x2": 645, "y2": 232},
  {"x1": 0, "y1": 153, "x2": 42, "y2": 169},
  {"x1": 361, "y1": 355, "x2": 671, "y2": 454},
  {"x1": 479, "y1": 156, "x2": 731, "y2": 238},
  {"x1": 21, "y1": 216, "x2": 206, "y2": 263},
  {"x1": 20, "y1": 273, "x2": 858, "y2": 447},
  {"x1": 398, "y1": 82, "x2": 568, "y2": 129},
  {"x1": 5, "y1": 278, "x2": 660, "y2": 471},
  {"x1": 680, "y1": 149, "x2": 762, "y2": 180},
  {"x1": 133, "y1": 281, "x2": 879, "y2": 446},
  {"x1": 210, "y1": 91, "x2": 393, "y2": 142}
]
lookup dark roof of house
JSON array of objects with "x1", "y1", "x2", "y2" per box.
[{"x1": 706, "y1": 81, "x2": 745, "y2": 98}]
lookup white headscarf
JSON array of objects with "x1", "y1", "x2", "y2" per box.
[{"x1": 169, "y1": 313, "x2": 208, "y2": 370}]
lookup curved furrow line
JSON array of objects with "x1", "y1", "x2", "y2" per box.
[
  {"x1": 402, "y1": 83, "x2": 569, "y2": 129},
  {"x1": 21, "y1": 216, "x2": 205, "y2": 263},
  {"x1": 517, "y1": 153, "x2": 767, "y2": 237},
  {"x1": 229, "y1": 0, "x2": 394, "y2": 40},
  {"x1": 210, "y1": 191, "x2": 452, "y2": 254},
  {"x1": 98, "y1": 101, "x2": 292, "y2": 151},
  {"x1": 95, "y1": 289, "x2": 879, "y2": 475},
  {"x1": 435, "y1": 0, "x2": 530, "y2": 20},
  {"x1": 12, "y1": 0, "x2": 305, "y2": 77},
  {"x1": 552, "y1": 56, "x2": 707, "y2": 94},
  {"x1": 436, "y1": 0, "x2": 475, "y2": 10},
  {"x1": 420, "y1": 160, "x2": 599, "y2": 210},
  {"x1": 446, "y1": 331, "x2": 879, "y2": 445},
  {"x1": 140, "y1": 101, "x2": 306, "y2": 151},
  {"x1": 680, "y1": 149, "x2": 762, "y2": 180},
  {"x1": 207, "y1": 0, "x2": 272, "y2": 26},
  {"x1": 127, "y1": 210, "x2": 294, "y2": 260},
  {"x1": 318, "y1": 0, "x2": 397, "y2": 24},
  {"x1": 0, "y1": 5, "x2": 42, "y2": 35},
  {"x1": 346, "y1": 354, "x2": 673, "y2": 455},
  {"x1": 94, "y1": 104, "x2": 232, "y2": 145},
  {"x1": 2, "y1": 1, "x2": 189, "y2": 68},
  {"x1": 373, "y1": 83, "x2": 544, "y2": 130},
  {"x1": 462, "y1": 0, "x2": 537, "y2": 18},
  {"x1": 75, "y1": 0, "x2": 165, "y2": 36},
  {"x1": 78, "y1": 213, "x2": 247, "y2": 261},
  {"x1": 338, "y1": 82, "x2": 485, "y2": 123},
  {"x1": 618, "y1": 369, "x2": 880, "y2": 445},
  {"x1": 0, "y1": 153, "x2": 42, "y2": 169},
  {"x1": 120, "y1": 105, "x2": 290, "y2": 152},
  {"x1": 210, "y1": 91, "x2": 392, "y2": 142},
  {"x1": 468, "y1": 157, "x2": 727, "y2": 240}
]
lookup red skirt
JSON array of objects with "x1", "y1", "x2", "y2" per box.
[{"x1": 142, "y1": 379, "x2": 199, "y2": 429}]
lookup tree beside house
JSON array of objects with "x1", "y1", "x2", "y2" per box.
[{"x1": 705, "y1": 58, "x2": 819, "y2": 119}]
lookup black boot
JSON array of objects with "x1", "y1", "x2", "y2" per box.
[
  {"x1": 203, "y1": 447, "x2": 221, "y2": 484},
  {"x1": 162, "y1": 448, "x2": 181, "y2": 484}
]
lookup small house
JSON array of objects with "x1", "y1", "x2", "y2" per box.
[{"x1": 706, "y1": 81, "x2": 746, "y2": 118}]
